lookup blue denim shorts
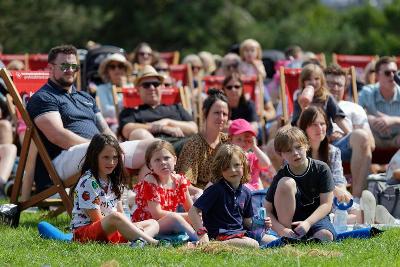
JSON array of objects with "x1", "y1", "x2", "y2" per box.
[
  {"x1": 332, "y1": 134, "x2": 352, "y2": 162},
  {"x1": 306, "y1": 216, "x2": 337, "y2": 240}
]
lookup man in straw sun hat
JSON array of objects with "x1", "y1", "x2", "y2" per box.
[{"x1": 119, "y1": 65, "x2": 197, "y2": 149}]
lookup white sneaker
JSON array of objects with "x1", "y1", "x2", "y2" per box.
[
  {"x1": 375, "y1": 205, "x2": 398, "y2": 225},
  {"x1": 360, "y1": 190, "x2": 376, "y2": 224}
]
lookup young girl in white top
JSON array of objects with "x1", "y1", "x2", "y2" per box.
[{"x1": 70, "y1": 134, "x2": 159, "y2": 246}]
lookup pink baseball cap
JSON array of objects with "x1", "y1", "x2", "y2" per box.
[{"x1": 228, "y1": 118, "x2": 256, "y2": 136}]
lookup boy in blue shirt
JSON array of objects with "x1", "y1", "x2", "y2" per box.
[{"x1": 265, "y1": 126, "x2": 336, "y2": 241}]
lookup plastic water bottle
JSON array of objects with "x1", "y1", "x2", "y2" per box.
[
  {"x1": 121, "y1": 187, "x2": 131, "y2": 218},
  {"x1": 333, "y1": 197, "x2": 353, "y2": 233}
]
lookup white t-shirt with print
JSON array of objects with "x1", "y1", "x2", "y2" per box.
[{"x1": 70, "y1": 170, "x2": 119, "y2": 230}]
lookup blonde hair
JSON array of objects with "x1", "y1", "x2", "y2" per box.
[
  {"x1": 300, "y1": 63, "x2": 329, "y2": 103},
  {"x1": 211, "y1": 144, "x2": 250, "y2": 184},
  {"x1": 239, "y1": 39, "x2": 262, "y2": 60},
  {"x1": 274, "y1": 125, "x2": 309, "y2": 153}
]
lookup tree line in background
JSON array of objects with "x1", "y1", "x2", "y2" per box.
[{"x1": 1, "y1": 0, "x2": 399, "y2": 57}]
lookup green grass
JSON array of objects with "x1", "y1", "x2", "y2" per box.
[{"x1": 2, "y1": 209, "x2": 400, "y2": 267}]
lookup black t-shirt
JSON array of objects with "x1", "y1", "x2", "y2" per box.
[
  {"x1": 266, "y1": 158, "x2": 334, "y2": 221},
  {"x1": 230, "y1": 100, "x2": 258, "y2": 123},
  {"x1": 118, "y1": 103, "x2": 193, "y2": 137},
  {"x1": 193, "y1": 179, "x2": 253, "y2": 239},
  {"x1": 291, "y1": 95, "x2": 345, "y2": 135}
]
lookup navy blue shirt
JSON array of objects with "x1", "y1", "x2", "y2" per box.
[
  {"x1": 193, "y1": 179, "x2": 254, "y2": 239},
  {"x1": 26, "y1": 79, "x2": 100, "y2": 191},
  {"x1": 231, "y1": 99, "x2": 258, "y2": 123}
]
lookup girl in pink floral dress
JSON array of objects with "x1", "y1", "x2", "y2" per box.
[{"x1": 132, "y1": 140, "x2": 198, "y2": 241}]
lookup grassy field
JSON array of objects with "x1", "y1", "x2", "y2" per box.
[{"x1": 1, "y1": 209, "x2": 400, "y2": 267}]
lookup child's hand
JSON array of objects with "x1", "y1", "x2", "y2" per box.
[
  {"x1": 280, "y1": 228, "x2": 298, "y2": 238},
  {"x1": 251, "y1": 136, "x2": 257, "y2": 150},
  {"x1": 264, "y1": 216, "x2": 272, "y2": 230},
  {"x1": 334, "y1": 187, "x2": 352, "y2": 203},
  {"x1": 198, "y1": 234, "x2": 209, "y2": 245},
  {"x1": 291, "y1": 221, "x2": 311, "y2": 238}
]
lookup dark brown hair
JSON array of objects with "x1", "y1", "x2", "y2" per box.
[
  {"x1": 80, "y1": 134, "x2": 125, "y2": 199},
  {"x1": 375, "y1": 56, "x2": 397, "y2": 74},
  {"x1": 48, "y1": 45, "x2": 77, "y2": 63},
  {"x1": 298, "y1": 106, "x2": 330, "y2": 165}
]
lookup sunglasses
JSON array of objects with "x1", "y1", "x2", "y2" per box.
[
  {"x1": 225, "y1": 63, "x2": 239, "y2": 69},
  {"x1": 191, "y1": 65, "x2": 202, "y2": 70},
  {"x1": 225, "y1": 85, "x2": 242, "y2": 90},
  {"x1": 53, "y1": 63, "x2": 80, "y2": 72},
  {"x1": 138, "y1": 52, "x2": 152, "y2": 57},
  {"x1": 141, "y1": 81, "x2": 161, "y2": 89},
  {"x1": 164, "y1": 83, "x2": 172, "y2": 87},
  {"x1": 383, "y1": 70, "x2": 397, "y2": 77},
  {"x1": 108, "y1": 63, "x2": 125, "y2": 70},
  {"x1": 155, "y1": 67, "x2": 169, "y2": 72}
]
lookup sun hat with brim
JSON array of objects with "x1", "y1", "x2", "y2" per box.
[
  {"x1": 98, "y1": 53, "x2": 133, "y2": 82},
  {"x1": 228, "y1": 118, "x2": 256, "y2": 136},
  {"x1": 135, "y1": 65, "x2": 164, "y2": 85}
]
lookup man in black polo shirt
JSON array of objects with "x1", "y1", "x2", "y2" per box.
[
  {"x1": 27, "y1": 45, "x2": 153, "y2": 191},
  {"x1": 119, "y1": 65, "x2": 197, "y2": 144}
]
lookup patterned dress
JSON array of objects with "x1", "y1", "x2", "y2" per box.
[{"x1": 131, "y1": 172, "x2": 190, "y2": 222}]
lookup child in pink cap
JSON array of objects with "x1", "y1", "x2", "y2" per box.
[{"x1": 228, "y1": 119, "x2": 274, "y2": 190}]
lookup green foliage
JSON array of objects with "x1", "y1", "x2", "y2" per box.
[{"x1": 0, "y1": 0, "x2": 400, "y2": 56}]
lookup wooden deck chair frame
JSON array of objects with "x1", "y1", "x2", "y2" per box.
[
  {"x1": 279, "y1": 67, "x2": 301, "y2": 125},
  {"x1": 159, "y1": 51, "x2": 180, "y2": 65},
  {"x1": 0, "y1": 68, "x2": 78, "y2": 215}
]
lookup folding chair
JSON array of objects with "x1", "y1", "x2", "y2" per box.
[
  {"x1": 315, "y1": 53, "x2": 327, "y2": 68},
  {"x1": 0, "y1": 68, "x2": 78, "y2": 216},
  {"x1": 111, "y1": 85, "x2": 188, "y2": 118},
  {"x1": 0, "y1": 54, "x2": 29, "y2": 70},
  {"x1": 159, "y1": 51, "x2": 180, "y2": 65},
  {"x1": 28, "y1": 54, "x2": 49, "y2": 70},
  {"x1": 169, "y1": 64, "x2": 193, "y2": 88},
  {"x1": 278, "y1": 67, "x2": 300, "y2": 125},
  {"x1": 332, "y1": 53, "x2": 378, "y2": 69}
]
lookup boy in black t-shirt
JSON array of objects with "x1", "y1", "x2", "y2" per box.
[{"x1": 265, "y1": 126, "x2": 336, "y2": 241}]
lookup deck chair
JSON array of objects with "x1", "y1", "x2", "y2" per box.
[
  {"x1": 159, "y1": 51, "x2": 180, "y2": 65},
  {"x1": 169, "y1": 64, "x2": 194, "y2": 88},
  {"x1": 396, "y1": 56, "x2": 400, "y2": 67},
  {"x1": 332, "y1": 53, "x2": 378, "y2": 81},
  {"x1": 278, "y1": 67, "x2": 300, "y2": 125},
  {"x1": 315, "y1": 53, "x2": 327, "y2": 68},
  {"x1": 0, "y1": 54, "x2": 29, "y2": 70},
  {"x1": 0, "y1": 68, "x2": 78, "y2": 216},
  {"x1": 112, "y1": 85, "x2": 188, "y2": 118},
  {"x1": 28, "y1": 54, "x2": 49, "y2": 70}
]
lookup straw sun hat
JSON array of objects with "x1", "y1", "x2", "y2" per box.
[
  {"x1": 98, "y1": 53, "x2": 133, "y2": 82},
  {"x1": 135, "y1": 65, "x2": 164, "y2": 85}
]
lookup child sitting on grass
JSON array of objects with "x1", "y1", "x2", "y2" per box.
[
  {"x1": 228, "y1": 118, "x2": 274, "y2": 190},
  {"x1": 189, "y1": 144, "x2": 276, "y2": 248},
  {"x1": 265, "y1": 126, "x2": 336, "y2": 241},
  {"x1": 70, "y1": 134, "x2": 159, "y2": 246},
  {"x1": 132, "y1": 140, "x2": 198, "y2": 241}
]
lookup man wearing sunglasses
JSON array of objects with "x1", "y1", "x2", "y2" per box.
[
  {"x1": 27, "y1": 45, "x2": 154, "y2": 192},
  {"x1": 359, "y1": 56, "x2": 400, "y2": 149},
  {"x1": 119, "y1": 65, "x2": 197, "y2": 149}
]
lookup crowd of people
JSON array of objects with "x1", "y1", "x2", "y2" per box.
[{"x1": 1, "y1": 39, "x2": 400, "y2": 248}]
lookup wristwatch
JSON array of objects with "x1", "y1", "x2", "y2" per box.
[{"x1": 196, "y1": 227, "x2": 208, "y2": 236}]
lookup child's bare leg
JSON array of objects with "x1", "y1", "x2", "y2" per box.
[
  {"x1": 0, "y1": 144, "x2": 17, "y2": 185},
  {"x1": 222, "y1": 237, "x2": 259, "y2": 248},
  {"x1": 134, "y1": 219, "x2": 159, "y2": 237},
  {"x1": 313, "y1": 229, "x2": 333, "y2": 241},
  {"x1": 274, "y1": 177, "x2": 297, "y2": 228},
  {"x1": 101, "y1": 212, "x2": 159, "y2": 244},
  {"x1": 158, "y1": 213, "x2": 198, "y2": 241}
]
